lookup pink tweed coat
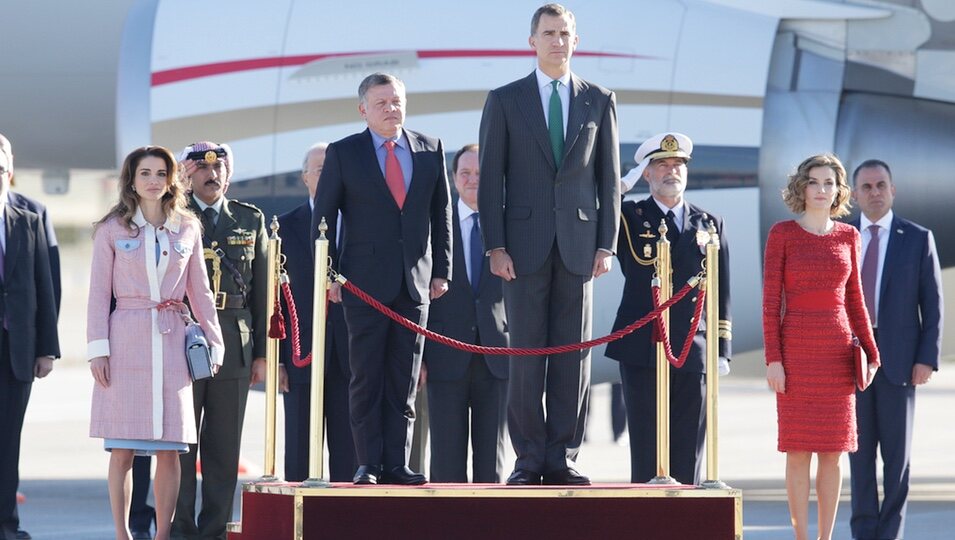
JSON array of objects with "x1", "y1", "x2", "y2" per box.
[{"x1": 87, "y1": 209, "x2": 224, "y2": 444}]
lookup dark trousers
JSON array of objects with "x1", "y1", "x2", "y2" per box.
[
  {"x1": 427, "y1": 356, "x2": 507, "y2": 483},
  {"x1": 174, "y1": 376, "x2": 250, "y2": 540},
  {"x1": 344, "y1": 287, "x2": 428, "y2": 469},
  {"x1": 850, "y1": 368, "x2": 916, "y2": 540},
  {"x1": 129, "y1": 456, "x2": 154, "y2": 532},
  {"x1": 283, "y1": 357, "x2": 355, "y2": 482},
  {"x1": 620, "y1": 364, "x2": 705, "y2": 485},
  {"x1": 503, "y1": 246, "x2": 592, "y2": 473},
  {"x1": 611, "y1": 382, "x2": 627, "y2": 441},
  {"x1": 0, "y1": 336, "x2": 31, "y2": 540}
]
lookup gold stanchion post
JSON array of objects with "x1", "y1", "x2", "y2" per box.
[
  {"x1": 302, "y1": 217, "x2": 330, "y2": 487},
  {"x1": 257, "y1": 216, "x2": 281, "y2": 482},
  {"x1": 702, "y1": 221, "x2": 729, "y2": 489},
  {"x1": 649, "y1": 219, "x2": 678, "y2": 485}
]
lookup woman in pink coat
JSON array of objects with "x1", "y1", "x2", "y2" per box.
[{"x1": 87, "y1": 146, "x2": 224, "y2": 540}]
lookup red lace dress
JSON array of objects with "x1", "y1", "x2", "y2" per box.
[{"x1": 762, "y1": 220, "x2": 879, "y2": 452}]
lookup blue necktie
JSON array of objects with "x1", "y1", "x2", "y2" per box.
[{"x1": 470, "y1": 213, "x2": 483, "y2": 293}]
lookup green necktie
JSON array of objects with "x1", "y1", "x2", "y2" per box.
[{"x1": 548, "y1": 79, "x2": 564, "y2": 168}]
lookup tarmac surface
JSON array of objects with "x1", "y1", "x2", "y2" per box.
[{"x1": 16, "y1": 355, "x2": 955, "y2": 539}]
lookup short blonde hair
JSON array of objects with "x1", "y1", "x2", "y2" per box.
[{"x1": 782, "y1": 153, "x2": 852, "y2": 218}]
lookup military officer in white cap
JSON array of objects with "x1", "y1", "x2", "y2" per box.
[{"x1": 605, "y1": 132, "x2": 732, "y2": 485}]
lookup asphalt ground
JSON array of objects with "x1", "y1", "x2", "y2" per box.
[{"x1": 15, "y1": 353, "x2": 955, "y2": 539}]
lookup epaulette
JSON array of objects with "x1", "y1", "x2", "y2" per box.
[{"x1": 228, "y1": 199, "x2": 264, "y2": 215}]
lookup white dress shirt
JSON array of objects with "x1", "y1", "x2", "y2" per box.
[
  {"x1": 653, "y1": 197, "x2": 686, "y2": 232},
  {"x1": 860, "y1": 209, "x2": 893, "y2": 327},
  {"x1": 458, "y1": 198, "x2": 480, "y2": 286},
  {"x1": 535, "y1": 68, "x2": 571, "y2": 138}
]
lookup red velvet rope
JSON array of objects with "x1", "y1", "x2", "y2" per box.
[
  {"x1": 338, "y1": 276, "x2": 700, "y2": 357},
  {"x1": 279, "y1": 281, "x2": 313, "y2": 368},
  {"x1": 651, "y1": 286, "x2": 706, "y2": 368}
]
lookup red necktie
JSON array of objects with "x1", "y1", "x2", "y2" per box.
[
  {"x1": 861, "y1": 224, "x2": 880, "y2": 324},
  {"x1": 384, "y1": 140, "x2": 406, "y2": 209}
]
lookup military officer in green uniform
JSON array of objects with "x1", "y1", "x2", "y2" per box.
[{"x1": 172, "y1": 141, "x2": 270, "y2": 540}]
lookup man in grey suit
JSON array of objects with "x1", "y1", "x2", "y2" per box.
[
  {"x1": 424, "y1": 144, "x2": 509, "y2": 483},
  {"x1": 849, "y1": 160, "x2": 943, "y2": 540},
  {"x1": 478, "y1": 3, "x2": 620, "y2": 486}
]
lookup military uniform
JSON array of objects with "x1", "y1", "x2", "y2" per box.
[
  {"x1": 605, "y1": 196, "x2": 731, "y2": 484},
  {"x1": 173, "y1": 196, "x2": 268, "y2": 540}
]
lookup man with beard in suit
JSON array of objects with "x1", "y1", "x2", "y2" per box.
[
  {"x1": 606, "y1": 132, "x2": 731, "y2": 485},
  {"x1": 478, "y1": 3, "x2": 620, "y2": 486}
]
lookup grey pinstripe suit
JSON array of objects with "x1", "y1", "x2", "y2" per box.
[{"x1": 478, "y1": 71, "x2": 620, "y2": 474}]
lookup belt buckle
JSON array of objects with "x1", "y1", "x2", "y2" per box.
[{"x1": 215, "y1": 292, "x2": 227, "y2": 310}]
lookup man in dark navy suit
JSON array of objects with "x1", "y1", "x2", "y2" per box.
[
  {"x1": 423, "y1": 144, "x2": 509, "y2": 483},
  {"x1": 0, "y1": 135, "x2": 59, "y2": 540},
  {"x1": 1, "y1": 133, "x2": 62, "y2": 540},
  {"x1": 849, "y1": 160, "x2": 943, "y2": 540},
  {"x1": 278, "y1": 142, "x2": 356, "y2": 482},
  {"x1": 312, "y1": 73, "x2": 452, "y2": 485}
]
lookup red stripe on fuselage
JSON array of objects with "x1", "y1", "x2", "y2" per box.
[{"x1": 151, "y1": 49, "x2": 650, "y2": 86}]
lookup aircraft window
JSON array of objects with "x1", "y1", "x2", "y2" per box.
[{"x1": 620, "y1": 144, "x2": 758, "y2": 194}]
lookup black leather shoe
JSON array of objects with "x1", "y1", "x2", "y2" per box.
[
  {"x1": 353, "y1": 465, "x2": 381, "y2": 485},
  {"x1": 380, "y1": 466, "x2": 427, "y2": 485},
  {"x1": 542, "y1": 467, "x2": 591, "y2": 486},
  {"x1": 15, "y1": 529, "x2": 32, "y2": 540},
  {"x1": 506, "y1": 469, "x2": 542, "y2": 486}
]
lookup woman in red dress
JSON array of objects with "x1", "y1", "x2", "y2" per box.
[{"x1": 762, "y1": 154, "x2": 879, "y2": 540}]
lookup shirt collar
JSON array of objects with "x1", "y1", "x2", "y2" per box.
[
  {"x1": 193, "y1": 194, "x2": 225, "y2": 215},
  {"x1": 652, "y1": 197, "x2": 685, "y2": 219},
  {"x1": 370, "y1": 128, "x2": 407, "y2": 151},
  {"x1": 861, "y1": 209, "x2": 893, "y2": 231},
  {"x1": 535, "y1": 67, "x2": 571, "y2": 91},
  {"x1": 132, "y1": 206, "x2": 182, "y2": 233},
  {"x1": 457, "y1": 198, "x2": 477, "y2": 223}
]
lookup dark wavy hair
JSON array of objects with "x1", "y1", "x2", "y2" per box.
[
  {"x1": 782, "y1": 153, "x2": 852, "y2": 218},
  {"x1": 94, "y1": 145, "x2": 191, "y2": 235}
]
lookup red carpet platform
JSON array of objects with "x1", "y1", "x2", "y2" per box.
[{"x1": 227, "y1": 481, "x2": 742, "y2": 540}]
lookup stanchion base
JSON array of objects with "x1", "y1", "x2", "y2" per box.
[
  {"x1": 227, "y1": 482, "x2": 742, "y2": 540},
  {"x1": 701, "y1": 480, "x2": 730, "y2": 490},
  {"x1": 253, "y1": 475, "x2": 279, "y2": 484},
  {"x1": 300, "y1": 478, "x2": 330, "y2": 488},
  {"x1": 647, "y1": 475, "x2": 680, "y2": 485}
]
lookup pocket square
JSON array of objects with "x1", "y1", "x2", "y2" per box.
[
  {"x1": 115, "y1": 239, "x2": 141, "y2": 252},
  {"x1": 173, "y1": 241, "x2": 192, "y2": 256}
]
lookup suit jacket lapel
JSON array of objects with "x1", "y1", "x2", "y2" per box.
[
  {"x1": 293, "y1": 202, "x2": 314, "y2": 262},
  {"x1": 359, "y1": 129, "x2": 396, "y2": 206},
  {"x1": 563, "y1": 74, "x2": 591, "y2": 157},
  {"x1": 879, "y1": 215, "x2": 904, "y2": 304},
  {"x1": 405, "y1": 130, "x2": 428, "y2": 206},
  {"x1": 516, "y1": 72, "x2": 557, "y2": 170},
  {"x1": 3, "y1": 207, "x2": 20, "y2": 279}
]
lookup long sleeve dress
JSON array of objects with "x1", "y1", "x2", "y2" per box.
[
  {"x1": 762, "y1": 220, "x2": 879, "y2": 452},
  {"x1": 87, "y1": 209, "x2": 224, "y2": 448}
]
